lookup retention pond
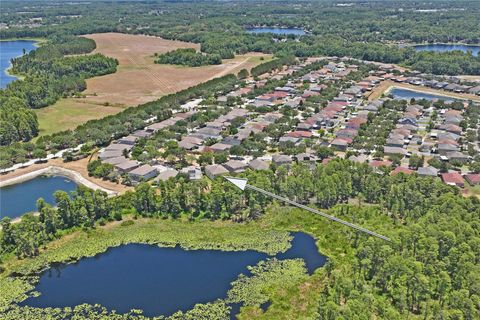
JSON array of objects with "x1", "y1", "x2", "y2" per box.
[{"x1": 22, "y1": 232, "x2": 326, "y2": 317}]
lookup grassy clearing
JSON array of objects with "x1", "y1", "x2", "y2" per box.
[{"x1": 35, "y1": 98, "x2": 126, "y2": 137}]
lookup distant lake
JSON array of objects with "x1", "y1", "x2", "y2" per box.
[
  {"x1": 413, "y1": 44, "x2": 480, "y2": 56},
  {"x1": 0, "y1": 175, "x2": 77, "y2": 219},
  {"x1": 247, "y1": 27, "x2": 306, "y2": 35},
  {"x1": 0, "y1": 40, "x2": 37, "y2": 88},
  {"x1": 22, "y1": 232, "x2": 326, "y2": 317},
  {"x1": 390, "y1": 88, "x2": 457, "y2": 102}
]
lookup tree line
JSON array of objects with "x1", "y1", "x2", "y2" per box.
[
  {"x1": 0, "y1": 35, "x2": 117, "y2": 145},
  {"x1": 2, "y1": 1, "x2": 479, "y2": 77},
  {"x1": 155, "y1": 48, "x2": 222, "y2": 67}
]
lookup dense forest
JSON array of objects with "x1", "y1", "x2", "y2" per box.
[
  {"x1": 155, "y1": 48, "x2": 222, "y2": 67},
  {"x1": 1, "y1": 160, "x2": 478, "y2": 318},
  {"x1": 0, "y1": 35, "x2": 117, "y2": 145}
]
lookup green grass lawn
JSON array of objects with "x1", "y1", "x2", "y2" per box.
[{"x1": 34, "y1": 98, "x2": 126, "y2": 137}]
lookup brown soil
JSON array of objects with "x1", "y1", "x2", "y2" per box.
[{"x1": 78, "y1": 32, "x2": 268, "y2": 107}]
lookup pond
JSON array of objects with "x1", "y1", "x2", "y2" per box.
[
  {"x1": 390, "y1": 87, "x2": 457, "y2": 102},
  {"x1": 247, "y1": 27, "x2": 306, "y2": 35},
  {"x1": 0, "y1": 40, "x2": 37, "y2": 88},
  {"x1": 21, "y1": 232, "x2": 326, "y2": 318},
  {"x1": 413, "y1": 44, "x2": 480, "y2": 57},
  {"x1": 0, "y1": 175, "x2": 78, "y2": 219}
]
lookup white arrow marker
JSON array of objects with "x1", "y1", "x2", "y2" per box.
[{"x1": 224, "y1": 176, "x2": 391, "y2": 242}]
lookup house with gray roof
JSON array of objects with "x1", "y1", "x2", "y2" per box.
[
  {"x1": 99, "y1": 150, "x2": 124, "y2": 160},
  {"x1": 417, "y1": 166, "x2": 439, "y2": 177},
  {"x1": 129, "y1": 164, "x2": 158, "y2": 182},
  {"x1": 181, "y1": 166, "x2": 203, "y2": 180},
  {"x1": 154, "y1": 169, "x2": 178, "y2": 182},
  {"x1": 103, "y1": 156, "x2": 128, "y2": 165},
  {"x1": 223, "y1": 160, "x2": 248, "y2": 173},
  {"x1": 383, "y1": 146, "x2": 407, "y2": 156},
  {"x1": 272, "y1": 154, "x2": 292, "y2": 166},
  {"x1": 115, "y1": 160, "x2": 140, "y2": 173},
  {"x1": 248, "y1": 158, "x2": 270, "y2": 171},
  {"x1": 205, "y1": 164, "x2": 229, "y2": 179}
]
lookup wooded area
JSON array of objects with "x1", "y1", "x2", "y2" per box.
[
  {"x1": 0, "y1": 35, "x2": 117, "y2": 145},
  {"x1": 155, "y1": 48, "x2": 222, "y2": 67},
  {"x1": 1, "y1": 159, "x2": 478, "y2": 319}
]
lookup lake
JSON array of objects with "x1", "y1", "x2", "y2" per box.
[
  {"x1": 0, "y1": 175, "x2": 77, "y2": 219},
  {"x1": 22, "y1": 232, "x2": 326, "y2": 317},
  {"x1": 0, "y1": 40, "x2": 37, "y2": 88},
  {"x1": 390, "y1": 88, "x2": 457, "y2": 102},
  {"x1": 247, "y1": 27, "x2": 306, "y2": 35},
  {"x1": 413, "y1": 44, "x2": 480, "y2": 56}
]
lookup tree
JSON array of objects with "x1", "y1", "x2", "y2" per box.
[
  {"x1": 408, "y1": 154, "x2": 423, "y2": 169},
  {"x1": 237, "y1": 68, "x2": 249, "y2": 79}
]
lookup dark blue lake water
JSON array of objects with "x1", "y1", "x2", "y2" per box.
[
  {"x1": 414, "y1": 44, "x2": 480, "y2": 56},
  {"x1": 247, "y1": 28, "x2": 306, "y2": 35},
  {"x1": 390, "y1": 88, "x2": 457, "y2": 102},
  {"x1": 0, "y1": 40, "x2": 37, "y2": 88},
  {"x1": 22, "y1": 232, "x2": 326, "y2": 317},
  {"x1": 0, "y1": 175, "x2": 77, "y2": 219}
]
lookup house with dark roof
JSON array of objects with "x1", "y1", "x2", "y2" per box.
[{"x1": 465, "y1": 174, "x2": 480, "y2": 186}]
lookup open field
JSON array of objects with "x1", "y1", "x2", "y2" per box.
[
  {"x1": 35, "y1": 32, "x2": 270, "y2": 137},
  {"x1": 35, "y1": 99, "x2": 126, "y2": 136},
  {"x1": 368, "y1": 80, "x2": 480, "y2": 102}
]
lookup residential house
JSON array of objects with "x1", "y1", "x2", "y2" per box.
[
  {"x1": 441, "y1": 172, "x2": 464, "y2": 187},
  {"x1": 391, "y1": 166, "x2": 413, "y2": 175},
  {"x1": 248, "y1": 158, "x2": 270, "y2": 171},
  {"x1": 115, "y1": 160, "x2": 140, "y2": 173},
  {"x1": 129, "y1": 164, "x2": 158, "y2": 182},
  {"x1": 181, "y1": 166, "x2": 203, "y2": 180},
  {"x1": 205, "y1": 164, "x2": 229, "y2": 179},
  {"x1": 417, "y1": 166, "x2": 439, "y2": 177},
  {"x1": 465, "y1": 174, "x2": 480, "y2": 186},
  {"x1": 272, "y1": 154, "x2": 292, "y2": 166},
  {"x1": 154, "y1": 169, "x2": 179, "y2": 182},
  {"x1": 223, "y1": 160, "x2": 248, "y2": 173},
  {"x1": 330, "y1": 138, "x2": 351, "y2": 151},
  {"x1": 383, "y1": 146, "x2": 407, "y2": 156}
]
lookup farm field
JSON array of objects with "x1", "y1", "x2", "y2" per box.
[{"x1": 35, "y1": 32, "x2": 271, "y2": 137}]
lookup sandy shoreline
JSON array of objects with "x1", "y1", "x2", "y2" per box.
[{"x1": 0, "y1": 165, "x2": 117, "y2": 195}]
